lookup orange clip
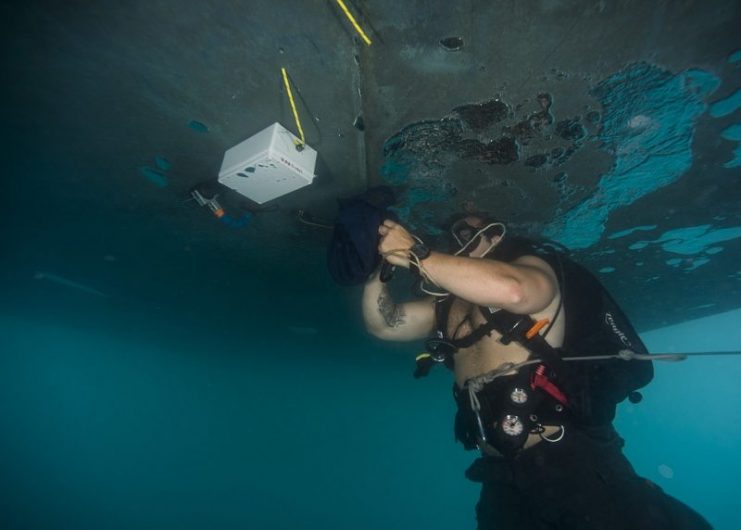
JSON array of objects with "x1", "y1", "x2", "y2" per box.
[{"x1": 525, "y1": 319, "x2": 550, "y2": 339}]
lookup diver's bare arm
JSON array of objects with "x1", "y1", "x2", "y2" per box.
[
  {"x1": 362, "y1": 270, "x2": 434, "y2": 341},
  {"x1": 419, "y1": 252, "x2": 557, "y2": 314}
]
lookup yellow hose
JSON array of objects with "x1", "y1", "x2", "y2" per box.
[
  {"x1": 334, "y1": 0, "x2": 372, "y2": 46},
  {"x1": 280, "y1": 67, "x2": 305, "y2": 148}
]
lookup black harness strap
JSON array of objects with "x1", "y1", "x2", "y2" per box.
[
  {"x1": 431, "y1": 301, "x2": 566, "y2": 376},
  {"x1": 479, "y1": 308, "x2": 566, "y2": 373}
]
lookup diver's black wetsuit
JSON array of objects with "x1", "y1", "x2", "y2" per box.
[
  {"x1": 466, "y1": 425, "x2": 713, "y2": 530},
  {"x1": 442, "y1": 238, "x2": 713, "y2": 530}
]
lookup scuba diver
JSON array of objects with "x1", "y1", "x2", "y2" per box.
[{"x1": 361, "y1": 213, "x2": 712, "y2": 530}]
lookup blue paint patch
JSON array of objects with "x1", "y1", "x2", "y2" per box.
[
  {"x1": 630, "y1": 225, "x2": 741, "y2": 261},
  {"x1": 380, "y1": 158, "x2": 412, "y2": 185},
  {"x1": 544, "y1": 63, "x2": 720, "y2": 249},
  {"x1": 724, "y1": 145, "x2": 741, "y2": 168},
  {"x1": 140, "y1": 166, "x2": 168, "y2": 188},
  {"x1": 631, "y1": 226, "x2": 741, "y2": 256},
  {"x1": 666, "y1": 258, "x2": 683, "y2": 267},
  {"x1": 220, "y1": 212, "x2": 253, "y2": 228},
  {"x1": 709, "y1": 89, "x2": 741, "y2": 118},
  {"x1": 608, "y1": 225, "x2": 657, "y2": 239},
  {"x1": 589, "y1": 248, "x2": 617, "y2": 258},
  {"x1": 721, "y1": 124, "x2": 741, "y2": 141},
  {"x1": 656, "y1": 225, "x2": 711, "y2": 254},
  {"x1": 729, "y1": 50, "x2": 741, "y2": 63},
  {"x1": 155, "y1": 156, "x2": 172, "y2": 171},
  {"x1": 188, "y1": 120, "x2": 209, "y2": 133},
  {"x1": 657, "y1": 225, "x2": 741, "y2": 255},
  {"x1": 720, "y1": 124, "x2": 741, "y2": 168},
  {"x1": 665, "y1": 256, "x2": 713, "y2": 271},
  {"x1": 599, "y1": 267, "x2": 616, "y2": 273},
  {"x1": 686, "y1": 257, "x2": 711, "y2": 271}
]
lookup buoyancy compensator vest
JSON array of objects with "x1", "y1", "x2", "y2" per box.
[{"x1": 420, "y1": 237, "x2": 654, "y2": 455}]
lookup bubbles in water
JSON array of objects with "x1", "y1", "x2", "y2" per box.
[
  {"x1": 627, "y1": 114, "x2": 653, "y2": 129},
  {"x1": 658, "y1": 464, "x2": 674, "y2": 479}
]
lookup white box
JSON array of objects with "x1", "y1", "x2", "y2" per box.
[{"x1": 218, "y1": 122, "x2": 317, "y2": 204}]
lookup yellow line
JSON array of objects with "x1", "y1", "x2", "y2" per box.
[
  {"x1": 280, "y1": 67, "x2": 305, "y2": 147},
  {"x1": 334, "y1": 0, "x2": 372, "y2": 46}
]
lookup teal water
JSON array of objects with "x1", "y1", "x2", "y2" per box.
[
  {"x1": 1, "y1": 265, "x2": 739, "y2": 529},
  {"x1": 0, "y1": 302, "x2": 477, "y2": 529}
]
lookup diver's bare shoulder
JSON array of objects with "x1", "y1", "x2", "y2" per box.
[{"x1": 363, "y1": 272, "x2": 435, "y2": 341}]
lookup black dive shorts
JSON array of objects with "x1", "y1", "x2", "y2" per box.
[{"x1": 465, "y1": 425, "x2": 712, "y2": 530}]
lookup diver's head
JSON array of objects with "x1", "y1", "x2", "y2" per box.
[{"x1": 448, "y1": 213, "x2": 506, "y2": 258}]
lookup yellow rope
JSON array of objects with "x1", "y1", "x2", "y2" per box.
[
  {"x1": 280, "y1": 67, "x2": 305, "y2": 148},
  {"x1": 334, "y1": 0, "x2": 372, "y2": 46}
]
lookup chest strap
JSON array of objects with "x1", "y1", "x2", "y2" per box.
[
  {"x1": 478, "y1": 307, "x2": 566, "y2": 374},
  {"x1": 420, "y1": 298, "x2": 565, "y2": 378}
]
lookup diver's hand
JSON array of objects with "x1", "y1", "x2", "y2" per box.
[{"x1": 378, "y1": 219, "x2": 415, "y2": 268}]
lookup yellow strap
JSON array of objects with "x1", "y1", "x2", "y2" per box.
[
  {"x1": 416, "y1": 353, "x2": 432, "y2": 362},
  {"x1": 334, "y1": 0, "x2": 372, "y2": 46},
  {"x1": 280, "y1": 67, "x2": 305, "y2": 148}
]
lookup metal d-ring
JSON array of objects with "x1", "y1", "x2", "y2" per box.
[{"x1": 540, "y1": 425, "x2": 566, "y2": 443}]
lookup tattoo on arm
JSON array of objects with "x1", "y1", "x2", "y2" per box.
[{"x1": 378, "y1": 293, "x2": 406, "y2": 328}]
